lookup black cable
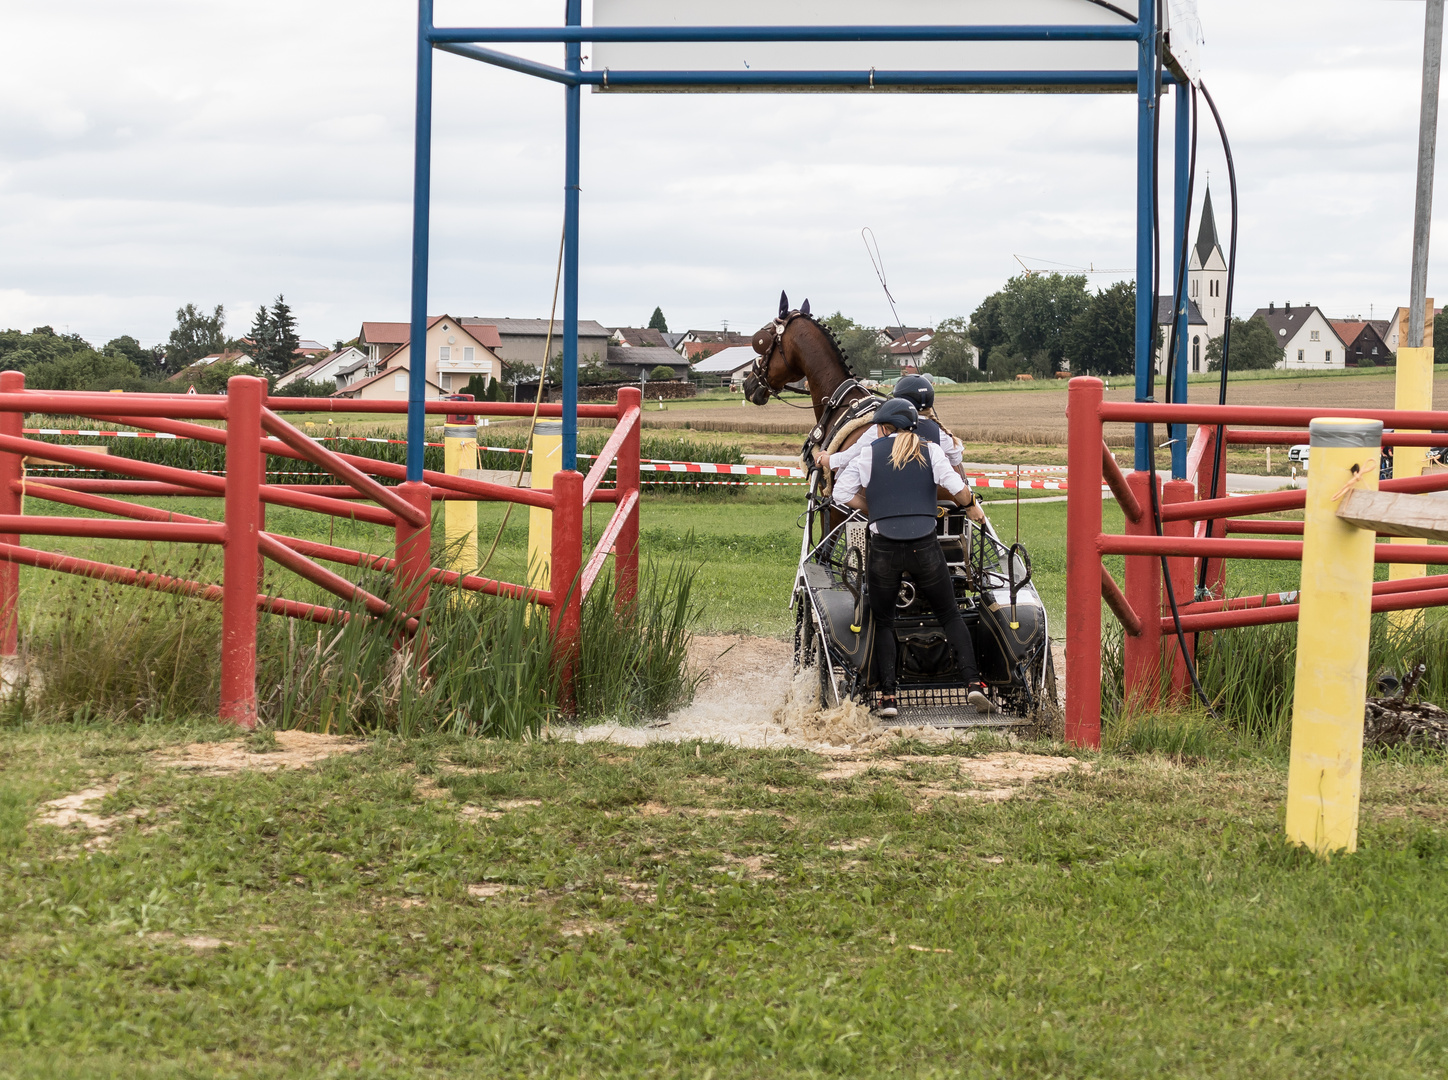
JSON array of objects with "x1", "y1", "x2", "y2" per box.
[
  {"x1": 1145, "y1": 3, "x2": 1217, "y2": 716},
  {"x1": 1195, "y1": 81, "x2": 1238, "y2": 600},
  {"x1": 1079, "y1": 0, "x2": 1138, "y2": 22}
]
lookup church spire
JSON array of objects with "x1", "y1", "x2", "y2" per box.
[{"x1": 1195, "y1": 185, "x2": 1221, "y2": 265}]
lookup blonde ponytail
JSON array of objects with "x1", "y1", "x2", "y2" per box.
[
  {"x1": 922, "y1": 406, "x2": 963, "y2": 454},
  {"x1": 878, "y1": 423, "x2": 925, "y2": 470}
]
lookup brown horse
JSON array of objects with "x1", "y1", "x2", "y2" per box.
[{"x1": 742, "y1": 292, "x2": 875, "y2": 429}]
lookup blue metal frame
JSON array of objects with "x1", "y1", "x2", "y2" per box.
[
  {"x1": 1171, "y1": 82, "x2": 1190, "y2": 478},
  {"x1": 407, "y1": 9, "x2": 1170, "y2": 478}
]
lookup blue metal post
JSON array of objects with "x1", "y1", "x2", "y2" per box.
[
  {"x1": 1133, "y1": 2, "x2": 1157, "y2": 472},
  {"x1": 561, "y1": 0, "x2": 582, "y2": 471},
  {"x1": 1171, "y1": 83, "x2": 1189, "y2": 478},
  {"x1": 406, "y1": 0, "x2": 434, "y2": 482}
]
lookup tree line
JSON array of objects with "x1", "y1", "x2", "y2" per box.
[{"x1": 0, "y1": 295, "x2": 327, "y2": 394}]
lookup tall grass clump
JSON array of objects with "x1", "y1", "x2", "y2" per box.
[
  {"x1": 257, "y1": 556, "x2": 701, "y2": 737},
  {"x1": 16, "y1": 552, "x2": 224, "y2": 722},
  {"x1": 8, "y1": 546, "x2": 699, "y2": 735},
  {"x1": 1103, "y1": 610, "x2": 1448, "y2": 752}
]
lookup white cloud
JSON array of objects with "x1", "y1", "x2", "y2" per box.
[{"x1": 0, "y1": 0, "x2": 1441, "y2": 346}]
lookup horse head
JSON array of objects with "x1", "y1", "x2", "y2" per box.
[{"x1": 742, "y1": 291, "x2": 819, "y2": 406}]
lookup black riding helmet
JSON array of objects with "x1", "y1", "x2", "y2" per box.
[
  {"x1": 873, "y1": 398, "x2": 919, "y2": 432},
  {"x1": 892, "y1": 374, "x2": 934, "y2": 410}
]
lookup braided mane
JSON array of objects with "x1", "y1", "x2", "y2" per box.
[{"x1": 797, "y1": 312, "x2": 865, "y2": 381}]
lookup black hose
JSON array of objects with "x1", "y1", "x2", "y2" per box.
[
  {"x1": 1195, "y1": 81, "x2": 1239, "y2": 600},
  {"x1": 1145, "y1": 5, "x2": 1218, "y2": 716}
]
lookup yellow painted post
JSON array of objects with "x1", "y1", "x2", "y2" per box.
[
  {"x1": 1389, "y1": 343, "x2": 1435, "y2": 628},
  {"x1": 443, "y1": 414, "x2": 478, "y2": 572},
  {"x1": 527, "y1": 421, "x2": 563, "y2": 592},
  {"x1": 1284, "y1": 418, "x2": 1382, "y2": 856}
]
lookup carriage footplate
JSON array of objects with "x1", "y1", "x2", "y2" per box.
[{"x1": 871, "y1": 687, "x2": 1032, "y2": 730}]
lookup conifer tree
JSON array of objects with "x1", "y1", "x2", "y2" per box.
[{"x1": 648, "y1": 307, "x2": 668, "y2": 333}]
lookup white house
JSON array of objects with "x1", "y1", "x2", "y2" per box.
[
  {"x1": 1251, "y1": 303, "x2": 1346, "y2": 370},
  {"x1": 1152, "y1": 296, "x2": 1209, "y2": 375},
  {"x1": 692, "y1": 346, "x2": 758, "y2": 387},
  {"x1": 276, "y1": 346, "x2": 365, "y2": 390},
  {"x1": 337, "y1": 316, "x2": 502, "y2": 397}
]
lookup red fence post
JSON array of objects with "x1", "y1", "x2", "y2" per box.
[
  {"x1": 1196, "y1": 426, "x2": 1226, "y2": 598},
  {"x1": 1066, "y1": 377, "x2": 1105, "y2": 748},
  {"x1": 220, "y1": 375, "x2": 264, "y2": 729},
  {"x1": 1162, "y1": 478, "x2": 1196, "y2": 699},
  {"x1": 615, "y1": 387, "x2": 641, "y2": 607},
  {"x1": 1122, "y1": 471, "x2": 1162, "y2": 710},
  {"x1": 0, "y1": 371, "x2": 23, "y2": 657},
  {"x1": 550, "y1": 470, "x2": 584, "y2": 711},
  {"x1": 394, "y1": 481, "x2": 434, "y2": 621}
]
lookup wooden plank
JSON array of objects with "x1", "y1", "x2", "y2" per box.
[{"x1": 1337, "y1": 487, "x2": 1448, "y2": 541}]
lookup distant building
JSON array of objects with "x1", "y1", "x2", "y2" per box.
[
  {"x1": 1187, "y1": 185, "x2": 1228, "y2": 343},
  {"x1": 610, "y1": 326, "x2": 671, "y2": 349},
  {"x1": 691, "y1": 346, "x2": 757, "y2": 387},
  {"x1": 604, "y1": 346, "x2": 688, "y2": 381},
  {"x1": 1381, "y1": 303, "x2": 1437, "y2": 353},
  {"x1": 165, "y1": 350, "x2": 255, "y2": 381},
  {"x1": 460, "y1": 317, "x2": 611, "y2": 369},
  {"x1": 276, "y1": 346, "x2": 365, "y2": 390},
  {"x1": 876, "y1": 326, "x2": 931, "y2": 347},
  {"x1": 1152, "y1": 296, "x2": 1209, "y2": 375},
  {"x1": 1251, "y1": 303, "x2": 1346, "y2": 370},
  {"x1": 886, "y1": 330, "x2": 935, "y2": 374},
  {"x1": 332, "y1": 363, "x2": 444, "y2": 403},
  {"x1": 337, "y1": 316, "x2": 502, "y2": 397},
  {"x1": 678, "y1": 330, "x2": 752, "y2": 359},
  {"x1": 1328, "y1": 320, "x2": 1393, "y2": 367}
]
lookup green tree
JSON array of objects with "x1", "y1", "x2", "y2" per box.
[
  {"x1": 923, "y1": 316, "x2": 984, "y2": 382},
  {"x1": 545, "y1": 351, "x2": 614, "y2": 386},
  {"x1": 968, "y1": 293, "x2": 1007, "y2": 363},
  {"x1": 1432, "y1": 309, "x2": 1448, "y2": 360},
  {"x1": 650, "y1": 364, "x2": 676, "y2": 381},
  {"x1": 1206, "y1": 316, "x2": 1284, "y2": 371},
  {"x1": 166, "y1": 303, "x2": 228, "y2": 369},
  {"x1": 821, "y1": 312, "x2": 887, "y2": 374},
  {"x1": 102, "y1": 335, "x2": 165, "y2": 378},
  {"x1": 996, "y1": 272, "x2": 1091, "y2": 375},
  {"x1": 191, "y1": 359, "x2": 269, "y2": 395},
  {"x1": 0, "y1": 326, "x2": 92, "y2": 371},
  {"x1": 24, "y1": 350, "x2": 143, "y2": 391},
  {"x1": 246, "y1": 306, "x2": 273, "y2": 365},
  {"x1": 1063, "y1": 280, "x2": 1137, "y2": 376},
  {"x1": 252, "y1": 295, "x2": 300, "y2": 377},
  {"x1": 648, "y1": 307, "x2": 668, "y2": 333}
]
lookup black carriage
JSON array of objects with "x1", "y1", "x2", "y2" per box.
[{"x1": 793, "y1": 481, "x2": 1057, "y2": 729}]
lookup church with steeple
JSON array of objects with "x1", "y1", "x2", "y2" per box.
[{"x1": 1188, "y1": 185, "x2": 1227, "y2": 344}]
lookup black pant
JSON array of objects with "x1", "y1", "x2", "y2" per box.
[{"x1": 867, "y1": 532, "x2": 980, "y2": 694}]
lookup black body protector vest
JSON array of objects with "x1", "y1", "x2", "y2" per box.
[
  {"x1": 866, "y1": 436, "x2": 938, "y2": 540},
  {"x1": 915, "y1": 416, "x2": 943, "y2": 449}
]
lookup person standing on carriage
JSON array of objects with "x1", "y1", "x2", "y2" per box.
[
  {"x1": 831, "y1": 399, "x2": 992, "y2": 718},
  {"x1": 814, "y1": 375, "x2": 966, "y2": 479}
]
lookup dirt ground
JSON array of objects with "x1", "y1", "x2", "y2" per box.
[{"x1": 621, "y1": 373, "x2": 1441, "y2": 445}]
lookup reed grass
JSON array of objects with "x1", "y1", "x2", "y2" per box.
[
  {"x1": 3, "y1": 548, "x2": 700, "y2": 736},
  {"x1": 1103, "y1": 609, "x2": 1448, "y2": 754}
]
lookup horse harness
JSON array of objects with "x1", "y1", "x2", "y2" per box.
[{"x1": 750, "y1": 310, "x2": 883, "y2": 470}]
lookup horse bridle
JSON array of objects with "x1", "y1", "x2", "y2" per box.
[{"x1": 748, "y1": 312, "x2": 815, "y2": 409}]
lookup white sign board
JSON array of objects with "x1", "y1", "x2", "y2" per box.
[{"x1": 591, "y1": 0, "x2": 1142, "y2": 92}]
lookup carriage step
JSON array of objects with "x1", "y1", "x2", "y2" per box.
[{"x1": 888, "y1": 706, "x2": 1031, "y2": 730}]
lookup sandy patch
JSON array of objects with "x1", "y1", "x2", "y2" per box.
[
  {"x1": 155, "y1": 730, "x2": 364, "y2": 775},
  {"x1": 35, "y1": 785, "x2": 151, "y2": 851},
  {"x1": 140, "y1": 932, "x2": 233, "y2": 950},
  {"x1": 709, "y1": 853, "x2": 777, "y2": 880},
  {"x1": 816, "y1": 751, "x2": 1085, "y2": 801},
  {"x1": 458, "y1": 798, "x2": 542, "y2": 822},
  {"x1": 560, "y1": 919, "x2": 606, "y2": 937},
  {"x1": 467, "y1": 883, "x2": 514, "y2": 899}
]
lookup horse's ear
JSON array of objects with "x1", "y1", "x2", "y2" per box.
[
  {"x1": 801, "y1": 298, "x2": 811, "y2": 317},
  {"x1": 778, "y1": 291, "x2": 789, "y2": 319}
]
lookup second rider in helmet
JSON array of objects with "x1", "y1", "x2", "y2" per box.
[{"x1": 814, "y1": 375, "x2": 965, "y2": 479}]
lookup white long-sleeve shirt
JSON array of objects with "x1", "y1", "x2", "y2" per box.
[
  {"x1": 828, "y1": 422, "x2": 963, "y2": 471},
  {"x1": 832, "y1": 439, "x2": 966, "y2": 532}
]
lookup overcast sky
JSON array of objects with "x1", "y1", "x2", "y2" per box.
[{"x1": 0, "y1": 1, "x2": 1439, "y2": 348}]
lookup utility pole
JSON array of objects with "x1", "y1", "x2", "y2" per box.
[
  {"x1": 1410, "y1": 0, "x2": 1444, "y2": 349},
  {"x1": 1392, "y1": 0, "x2": 1445, "y2": 619}
]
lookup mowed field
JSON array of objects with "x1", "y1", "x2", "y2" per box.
[{"x1": 626, "y1": 369, "x2": 1448, "y2": 447}]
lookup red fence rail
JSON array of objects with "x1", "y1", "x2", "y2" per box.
[
  {"x1": 0, "y1": 375, "x2": 642, "y2": 729},
  {"x1": 1066, "y1": 376, "x2": 1448, "y2": 749}
]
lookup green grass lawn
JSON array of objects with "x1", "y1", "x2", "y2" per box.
[{"x1": 5, "y1": 728, "x2": 1448, "y2": 1077}]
